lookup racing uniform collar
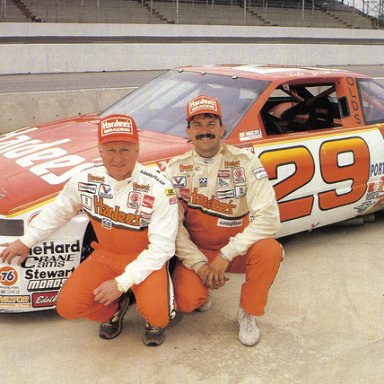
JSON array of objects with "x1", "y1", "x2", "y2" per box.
[{"x1": 192, "y1": 143, "x2": 226, "y2": 164}]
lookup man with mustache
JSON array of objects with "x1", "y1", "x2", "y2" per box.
[{"x1": 166, "y1": 95, "x2": 283, "y2": 346}]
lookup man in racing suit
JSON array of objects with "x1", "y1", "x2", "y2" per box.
[
  {"x1": 165, "y1": 96, "x2": 283, "y2": 346},
  {"x1": 0, "y1": 114, "x2": 178, "y2": 347}
]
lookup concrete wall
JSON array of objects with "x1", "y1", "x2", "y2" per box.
[{"x1": 1, "y1": 23, "x2": 384, "y2": 74}]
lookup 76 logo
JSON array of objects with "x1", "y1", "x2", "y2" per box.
[{"x1": 0, "y1": 266, "x2": 18, "y2": 286}]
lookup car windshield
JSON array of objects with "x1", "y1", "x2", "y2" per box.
[{"x1": 101, "y1": 69, "x2": 269, "y2": 138}]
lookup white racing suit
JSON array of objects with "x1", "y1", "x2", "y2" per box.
[
  {"x1": 166, "y1": 144, "x2": 283, "y2": 316},
  {"x1": 21, "y1": 162, "x2": 178, "y2": 326}
]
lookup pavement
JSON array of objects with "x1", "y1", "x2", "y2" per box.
[{"x1": 2, "y1": 212, "x2": 384, "y2": 384}]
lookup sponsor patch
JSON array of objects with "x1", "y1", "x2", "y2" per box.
[
  {"x1": 81, "y1": 194, "x2": 93, "y2": 210},
  {"x1": 199, "y1": 177, "x2": 208, "y2": 187},
  {"x1": 102, "y1": 217, "x2": 112, "y2": 230},
  {"x1": 217, "y1": 218, "x2": 243, "y2": 227},
  {"x1": 169, "y1": 196, "x2": 178, "y2": 205},
  {"x1": 101, "y1": 117, "x2": 134, "y2": 136},
  {"x1": 142, "y1": 194, "x2": 155, "y2": 209},
  {"x1": 165, "y1": 188, "x2": 176, "y2": 197},
  {"x1": 140, "y1": 218, "x2": 150, "y2": 227},
  {"x1": 88, "y1": 174, "x2": 105, "y2": 183},
  {"x1": 99, "y1": 184, "x2": 113, "y2": 199},
  {"x1": 217, "y1": 170, "x2": 231, "y2": 189},
  {"x1": 180, "y1": 188, "x2": 191, "y2": 200},
  {"x1": 253, "y1": 167, "x2": 268, "y2": 180},
  {"x1": 233, "y1": 167, "x2": 246, "y2": 184},
  {"x1": 216, "y1": 190, "x2": 235, "y2": 200},
  {"x1": 224, "y1": 160, "x2": 240, "y2": 168},
  {"x1": 128, "y1": 191, "x2": 142, "y2": 209},
  {"x1": 172, "y1": 176, "x2": 187, "y2": 188},
  {"x1": 140, "y1": 211, "x2": 152, "y2": 220},
  {"x1": 78, "y1": 182, "x2": 97, "y2": 194},
  {"x1": 179, "y1": 164, "x2": 193, "y2": 172},
  {"x1": 133, "y1": 182, "x2": 150, "y2": 192},
  {"x1": 188, "y1": 96, "x2": 219, "y2": 115},
  {"x1": 239, "y1": 129, "x2": 262, "y2": 141},
  {"x1": 235, "y1": 185, "x2": 247, "y2": 198}
]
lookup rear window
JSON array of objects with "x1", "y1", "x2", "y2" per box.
[{"x1": 102, "y1": 70, "x2": 269, "y2": 138}]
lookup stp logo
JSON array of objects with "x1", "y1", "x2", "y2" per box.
[{"x1": 0, "y1": 266, "x2": 18, "y2": 286}]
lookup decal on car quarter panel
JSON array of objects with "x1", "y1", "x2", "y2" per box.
[
  {"x1": 256, "y1": 130, "x2": 382, "y2": 223},
  {"x1": 0, "y1": 129, "x2": 94, "y2": 185}
]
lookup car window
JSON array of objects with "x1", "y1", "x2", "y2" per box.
[
  {"x1": 262, "y1": 82, "x2": 341, "y2": 135},
  {"x1": 101, "y1": 70, "x2": 270, "y2": 138},
  {"x1": 357, "y1": 79, "x2": 384, "y2": 124}
]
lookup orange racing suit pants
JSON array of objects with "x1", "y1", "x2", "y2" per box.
[
  {"x1": 56, "y1": 243, "x2": 173, "y2": 328},
  {"x1": 172, "y1": 238, "x2": 283, "y2": 316}
]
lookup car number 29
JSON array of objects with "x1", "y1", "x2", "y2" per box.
[{"x1": 258, "y1": 136, "x2": 371, "y2": 222}]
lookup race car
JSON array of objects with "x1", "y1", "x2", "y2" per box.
[{"x1": 1, "y1": 64, "x2": 384, "y2": 312}]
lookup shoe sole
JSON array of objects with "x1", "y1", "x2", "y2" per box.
[{"x1": 143, "y1": 334, "x2": 165, "y2": 347}]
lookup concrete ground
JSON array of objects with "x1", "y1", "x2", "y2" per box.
[{"x1": 2, "y1": 213, "x2": 384, "y2": 384}]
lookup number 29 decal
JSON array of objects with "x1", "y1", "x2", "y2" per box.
[{"x1": 259, "y1": 137, "x2": 370, "y2": 222}]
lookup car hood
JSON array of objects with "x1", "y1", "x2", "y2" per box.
[{"x1": 0, "y1": 114, "x2": 190, "y2": 216}]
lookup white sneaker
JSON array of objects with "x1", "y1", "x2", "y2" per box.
[
  {"x1": 237, "y1": 307, "x2": 261, "y2": 346},
  {"x1": 195, "y1": 296, "x2": 213, "y2": 312}
]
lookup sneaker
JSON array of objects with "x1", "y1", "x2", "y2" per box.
[
  {"x1": 99, "y1": 291, "x2": 131, "y2": 340},
  {"x1": 195, "y1": 296, "x2": 213, "y2": 312},
  {"x1": 143, "y1": 325, "x2": 165, "y2": 347},
  {"x1": 165, "y1": 312, "x2": 183, "y2": 330},
  {"x1": 237, "y1": 306, "x2": 261, "y2": 346}
]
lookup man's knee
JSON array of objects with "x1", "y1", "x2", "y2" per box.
[
  {"x1": 56, "y1": 294, "x2": 78, "y2": 319},
  {"x1": 248, "y1": 238, "x2": 283, "y2": 265}
]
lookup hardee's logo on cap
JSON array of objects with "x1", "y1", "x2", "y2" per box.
[
  {"x1": 98, "y1": 114, "x2": 139, "y2": 144},
  {"x1": 186, "y1": 95, "x2": 222, "y2": 122}
]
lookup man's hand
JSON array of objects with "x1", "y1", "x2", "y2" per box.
[
  {"x1": 198, "y1": 255, "x2": 230, "y2": 290},
  {"x1": 0, "y1": 240, "x2": 30, "y2": 265},
  {"x1": 93, "y1": 280, "x2": 122, "y2": 306}
]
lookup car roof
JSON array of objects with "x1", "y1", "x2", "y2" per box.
[{"x1": 176, "y1": 64, "x2": 370, "y2": 81}]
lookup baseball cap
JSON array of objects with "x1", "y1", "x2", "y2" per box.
[
  {"x1": 98, "y1": 114, "x2": 139, "y2": 144},
  {"x1": 186, "y1": 95, "x2": 222, "y2": 122}
]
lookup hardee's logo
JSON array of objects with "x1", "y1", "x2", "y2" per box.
[
  {"x1": 133, "y1": 182, "x2": 150, "y2": 192},
  {"x1": 179, "y1": 164, "x2": 193, "y2": 172},
  {"x1": 189, "y1": 187, "x2": 236, "y2": 215},
  {"x1": 188, "y1": 97, "x2": 218, "y2": 115},
  {"x1": 224, "y1": 160, "x2": 240, "y2": 168},
  {"x1": 101, "y1": 118, "x2": 133, "y2": 137},
  {"x1": 88, "y1": 174, "x2": 105, "y2": 183},
  {"x1": 93, "y1": 196, "x2": 140, "y2": 226}
]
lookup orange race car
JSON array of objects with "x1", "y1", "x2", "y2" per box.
[{"x1": 1, "y1": 64, "x2": 384, "y2": 312}]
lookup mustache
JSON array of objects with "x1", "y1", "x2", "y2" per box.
[{"x1": 195, "y1": 133, "x2": 216, "y2": 140}]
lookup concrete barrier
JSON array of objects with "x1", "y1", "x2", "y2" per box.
[{"x1": 1, "y1": 23, "x2": 384, "y2": 74}]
